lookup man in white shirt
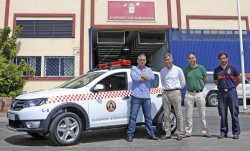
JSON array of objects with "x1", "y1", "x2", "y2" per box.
[{"x1": 160, "y1": 53, "x2": 186, "y2": 140}]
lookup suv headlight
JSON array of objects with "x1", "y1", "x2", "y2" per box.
[{"x1": 24, "y1": 98, "x2": 47, "y2": 108}]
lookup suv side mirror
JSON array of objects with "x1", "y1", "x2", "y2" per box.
[{"x1": 94, "y1": 84, "x2": 105, "y2": 92}]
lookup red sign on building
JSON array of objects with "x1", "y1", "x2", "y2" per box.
[{"x1": 108, "y1": 1, "x2": 155, "y2": 21}]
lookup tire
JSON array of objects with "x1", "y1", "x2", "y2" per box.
[
  {"x1": 27, "y1": 132, "x2": 46, "y2": 138},
  {"x1": 156, "y1": 109, "x2": 177, "y2": 135},
  {"x1": 207, "y1": 92, "x2": 218, "y2": 107},
  {"x1": 49, "y1": 112, "x2": 83, "y2": 146}
]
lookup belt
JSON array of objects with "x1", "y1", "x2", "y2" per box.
[
  {"x1": 187, "y1": 90, "x2": 203, "y2": 93},
  {"x1": 164, "y1": 88, "x2": 180, "y2": 91},
  {"x1": 219, "y1": 88, "x2": 235, "y2": 92}
]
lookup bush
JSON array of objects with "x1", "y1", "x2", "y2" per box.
[{"x1": 0, "y1": 26, "x2": 34, "y2": 98}]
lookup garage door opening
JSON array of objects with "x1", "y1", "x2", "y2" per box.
[{"x1": 90, "y1": 29, "x2": 169, "y2": 71}]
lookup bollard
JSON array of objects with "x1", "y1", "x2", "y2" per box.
[
  {"x1": 0, "y1": 98, "x2": 12, "y2": 113},
  {"x1": 0, "y1": 100, "x2": 5, "y2": 112}
]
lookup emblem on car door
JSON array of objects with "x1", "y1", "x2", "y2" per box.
[{"x1": 106, "y1": 100, "x2": 116, "y2": 112}]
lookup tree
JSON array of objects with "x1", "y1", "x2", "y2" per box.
[{"x1": 0, "y1": 26, "x2": 34, "y2": 98}]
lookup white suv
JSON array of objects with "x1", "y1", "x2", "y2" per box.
[
  {"x1": 6, "y1": 63, "x2": 177, "y2": 145},
  {"x1": 204, "y1": 72, "x2": 250, "y2": 107}
]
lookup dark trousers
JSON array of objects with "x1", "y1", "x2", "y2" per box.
[{"x1": 217, "y1": 89, "x2": 240, "y2": 135}]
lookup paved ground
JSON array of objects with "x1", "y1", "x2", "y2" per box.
[
  {"x1": 239, "y1": 105, "x2": 250, "y2": 115},
  {"x1": 0, "y1": 106, "x2": 250, "y2": 151},
  {"x1": 1, "y1": 105, "x2": 250, "y2": 125}
]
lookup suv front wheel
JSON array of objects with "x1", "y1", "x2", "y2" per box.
[
  {"x1": 156, "y1": 109, "x2": 177, "y2": 135},
  {"x1": 49, "y1": 112, "x2": 83, "y2": 146}
]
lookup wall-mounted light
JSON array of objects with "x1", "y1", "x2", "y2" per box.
[{"x1": 122, "y1": 44, "x2": 130, "y2": 51}]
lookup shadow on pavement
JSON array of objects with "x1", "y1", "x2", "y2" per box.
[
  {"x1": 4, "y1": 126, "x2": 151, "y2": 146},
  {"x1": 5, "y1": 134, "x2": 55, "y2": 146}
]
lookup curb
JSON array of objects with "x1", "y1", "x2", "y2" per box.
[
  {"x1": 239, "y1": 106, "x2": 250, "y2": 115},
  {"x1": 239, "y1": 111, "x2": 250, "y2": 115},
  {"x1": 0, "y1": 113, "x2": 7, "y2": 123}
]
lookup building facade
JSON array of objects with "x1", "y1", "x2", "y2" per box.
[{"x1": 0, "y1": 0, "x2": 250, "y2": 92}]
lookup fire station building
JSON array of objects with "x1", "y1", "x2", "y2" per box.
[{"x1": 0, "y1": 0, "x2": 250, "y2": 92}]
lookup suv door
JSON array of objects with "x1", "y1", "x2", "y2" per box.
[
  {"x1": 236, "y1": 78, "x2": 250, "y2": 98},
  {"x1": 88, "y1": 72, "x2": 131, "y2": 128}
]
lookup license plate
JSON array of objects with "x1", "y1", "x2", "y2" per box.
[{"x1": 7, "y1": 113, "x2": 15, "y2": 121}]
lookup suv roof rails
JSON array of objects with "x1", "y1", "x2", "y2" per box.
[
  {"x1": 87, "y1": 68, "x2": 101, "y2": 73},
  {"x1": 109, "y1": 65, "x2": 132, "y2": 70}
]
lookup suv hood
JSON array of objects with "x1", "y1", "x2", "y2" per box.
[{"x1": 16, "y1": 88, "x2": 86, "y2": 100}]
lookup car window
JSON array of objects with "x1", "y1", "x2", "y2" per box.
[
  {"x1": 245, "y1": 79, "x2": 250, "y2": 84},
  {"x1": 150, "y1": 74, "x2": 159, "y2": 88},
  {"x1": 97, "y1": 72, "x2": 127, "y2": 91},
  {"x1": 59, "y1": 72, "x2": 104, "y2": 89},
  {"x1": 207, "y1": 74, "x2": 214, "y2": 83}
]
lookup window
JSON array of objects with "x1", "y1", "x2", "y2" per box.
[
  {"x1": 97, "y1": 72, "x2": 127, "y2": 91},
  {"x1": 14, "y1": 56, "x2": 41, "y2": 76},
  {"x1": 59, "y1": 72, "x2": 104, "y2": 89},
  {"x1": 207, "y1": 74, "x2": 214, "y2": 83},
  {"x1": 151, "y1": 74, "x2": 159, "y2": 88},
  {"x1": 16, "y1": 20, "x2": 73, "y2": 38},
  {"x1": 45, "y1": 56, "x2": 74, "y2": 77}
]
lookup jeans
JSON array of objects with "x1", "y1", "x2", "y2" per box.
[{"x1": 127, "y1": 96, "x2": 154, "y2": 137}]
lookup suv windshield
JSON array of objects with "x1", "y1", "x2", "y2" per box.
[{"x1": 59, "y1": 72, "x2": 104, "y2": 89}]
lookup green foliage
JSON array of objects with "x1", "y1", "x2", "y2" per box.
[{"x1": 0, "y1": 26, "x2": 34, "y2": 98}]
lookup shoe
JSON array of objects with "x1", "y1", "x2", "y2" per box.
[
  {"x1": 218, "y1": 134, "x2": 227, "y2": 139},
  {"x1": 161, "y1": 135, "x2": 171, "y2": 140},
  {"x1": 148, "y1": 135, "x2": 159, "y2": 140},
  {"x1": 181, "y1": 133, "x2": 191, "y2": 138},
  {"x1": 203, "y1": 131, "x2": 212, "y2": 138},
  {"x1": 126, "y1": 135, "x2": 133, "y2": 142},
  {"x1": 176, "y1": 134, "x2": 182, "y2": 140},
  {"x1": 233, "y1": 135, "x2": 239, "y2": 139}
]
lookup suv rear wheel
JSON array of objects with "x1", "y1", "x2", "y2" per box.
[
  {"x1": 49, "y1": 112, "x2": 83, "y2": 146},
  {"x1": 156, "y1": 109, "x2": 177, "y2": 135}
]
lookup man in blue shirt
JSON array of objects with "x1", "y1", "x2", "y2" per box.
[
  {"x1": 126, "y1": 54, "x2": 158, "y2": 142},
  {"x1": 214, "y1": 52, "x2": 241, "y2": 139}
]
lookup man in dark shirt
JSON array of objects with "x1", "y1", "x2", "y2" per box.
[{"x1": 214, "y1": 52, "x2": 241, "y2": 139}]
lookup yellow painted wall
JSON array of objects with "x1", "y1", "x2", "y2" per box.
[
  {"x1": 7, "y1": 0, "x2": 82, "y2": 92},
  {"x1": 180, "y1": 0, "x2": 249, "y2": 29},
  {"x1": 23, "y1": 81, "x2": 66, "y2": 92},
  {"x1": 0, "y1": 0, "x2": 7, "y2": 28}
]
